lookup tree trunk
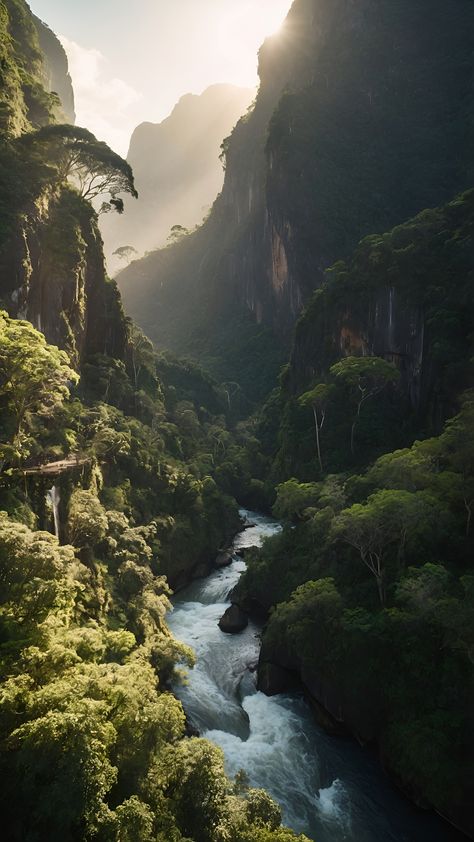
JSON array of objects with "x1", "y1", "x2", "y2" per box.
[
  {"x1": 313, "y1": 406, "x2": 324, "y2": 473},
  {"x1": 376, "y1": 574, "x2": 386, "y2": 606},
  {"x1": 465, "y1": 499, "x2": 472, "y2": 537},
  {"x1": 351, "y1": 399, "x2": 363, "y2": 455}
]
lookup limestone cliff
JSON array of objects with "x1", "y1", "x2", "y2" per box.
[
  {"x1": 0, "y1": 188, "x2": 127, "y2": 367},
  {"x1": 33, "y1": 15, "x2": 75, "y2": 124},
  {"x1": 118, "y1": 0, "x2": 474, "y2": 401},
  {"x1": 0, "y1": 0, "x2": 127, "y2": 368}
]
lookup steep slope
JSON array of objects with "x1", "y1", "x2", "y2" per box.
[
  {"x1": 274, "y1": 189, "x2": 474, "y2": 478},
  {"x1": 101, "y1": 84, "x2": 254, "y2": 271},
  {"x1": 33, "y1": 15, "x2": 76, "y2": 123},
  {"x1": 119, "y1": 0, "x2": 474, "y2": 399},
  {"x1": 0, "y1": 0, "x2": 125, "y2": 367},
  {"x1": 0, "y1": 0, "x2": 61, "y2": 134},
  {"x1": 232, "y1": 192, "x2": 474, "y2": 837}
]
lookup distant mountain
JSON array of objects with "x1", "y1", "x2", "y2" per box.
[{"x1": 100, "y1": 84, "x2": 254, "y2": 270}]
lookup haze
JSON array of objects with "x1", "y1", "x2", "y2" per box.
[{"x1": 29, "y1": 0, "x2": 292, "y2": 155}]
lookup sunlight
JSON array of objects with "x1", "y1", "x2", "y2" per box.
[
  {"x1": 215, "y1": 0, "x2": 292, "y2": 87},
  {"x1": 253, "y1": 0, "x2": 291, "y2": 39}
]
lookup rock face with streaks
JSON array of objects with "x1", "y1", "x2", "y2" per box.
[{"x1": 118, "y1": 0, "x2": 474, "y2": 404}]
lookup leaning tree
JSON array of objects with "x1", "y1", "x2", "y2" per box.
[{"x1": 20, "y1": 124, "x2": 138, "y2": 211}]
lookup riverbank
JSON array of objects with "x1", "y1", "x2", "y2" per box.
[{"x1": 168, "y1": 510, "x2": 466, "y2": 842}]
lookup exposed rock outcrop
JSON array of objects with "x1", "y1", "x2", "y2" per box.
[
  {"x1": 0, "y1": 188, "x2": 127, "y2": 367},
  {"x1": 214, "y1": 550, "x2": 233, "y2": 568},
  {"x1": 33, "y1": 16, "x2": 75, "y2": 123},
  {"x1": 218, "y1": 604, "x2": 249, "y2": 634}
]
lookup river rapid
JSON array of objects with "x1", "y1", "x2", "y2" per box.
[{"x1": 167, "y1": 510, "x2": 465, "y2": 842}]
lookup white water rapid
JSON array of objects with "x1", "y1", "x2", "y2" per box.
[{"x1": 168, "y1": 510, "x2": 464, "y2": 842}]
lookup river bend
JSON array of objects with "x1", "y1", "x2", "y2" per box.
[{"x1": 168, "y1": 510, "x2": 464, "y2": 842}]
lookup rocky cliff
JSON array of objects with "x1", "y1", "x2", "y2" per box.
[
  {"x1": 0, "y1": 0, "x2": 126, "y2": 368},
  {"x1": 290, "y1": 190, "x2": 474, "y2": 410},
  {"x1": 101, "y1": 84, "x2": 254, "y2": 271},
  {"x1": 118, "y1": 0, "x2": 474, "y2": 400},
  {"x1": 0, "y1": 188, "x2": 127, "y2": 367},
  {"x1": 33, "y1": 15, "x2": 75, "y2": 124}
]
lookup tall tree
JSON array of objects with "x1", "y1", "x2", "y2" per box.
[
  {"x1": 330, "y1": 356, "x2": 399, "y2": 454},
  {"x1": 333, "y1": 489, "x2": 433, "y2": 605},
  {"x1": 298, "y1": 383, "x2": 335, "y2": 472}
]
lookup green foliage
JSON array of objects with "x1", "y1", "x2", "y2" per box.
[
  {"x1": 0, "y1": 512, "x2": 76, "y2": 630},
  {"x1": 0, "y1": 0, "x2": 58, "y2": 135},
  {"x1": 0, "y1": 311, "x2": 78, "y2": 464},
  {"x1": 276, "y1": 191, "x2": 474, "y2": 480},
  {"x1": 333, "y1": 489, "x2": 434, "y2": 604},
  {"x1": 272, "y1": 478, "x2": 321, "y2": 522},
  {"x1": 240, "y1": 396, "x2": 474, "y2": 822},
  {"x1": 21, "y1": 123, "x2": 138, "y2": 208},
  {"x1": 68, "y1": 489, "x2": 108, "y2": 549},
  {"x1": 0, "y1": 5, "x2": 311, "y2": 836}
]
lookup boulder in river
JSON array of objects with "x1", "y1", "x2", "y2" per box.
[
  {"x1": 215, "y1": 550, "x2": 233, "y2": 568},
  {"x1": 218, "y1": 604, "x2": 248, "y2": 634}
]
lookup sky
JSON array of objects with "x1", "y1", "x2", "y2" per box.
[{"x1": 29, "y1": 0, "x2": 293, "y2": 155}]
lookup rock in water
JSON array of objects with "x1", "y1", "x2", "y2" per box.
[
  {"x1": 215, "y1": 550, "x2": 233, "y2": 568},
  {"x1": 218, "y1": 604, "x2": 248, "y2": 634}
]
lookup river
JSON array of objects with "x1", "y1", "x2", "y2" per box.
[{"x1": 167, "y1": 509, "x2": 465, "y2": 842}]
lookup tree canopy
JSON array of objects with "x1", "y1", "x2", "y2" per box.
[
  {"x1": 20, "y1": 124, "x2": 138, "y2": 210},
  {"x1": 0, "y1": 311, "x2": 78, "y2": 464}
]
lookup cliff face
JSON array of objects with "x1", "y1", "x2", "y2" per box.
[
  {"x1": 267, "y1": 191, "x2": 474, "y2": 481},
  {"x1": 33, "y1": 16, "x2": 75, "y2": 124},
  {"x1": 290, "y1": 190, "x2": 474, "y2": 412},
  {"x1": 0, "y1": 0, "x2": 126, "y2": 368},
  {"x1": 119, "y1": 0, "x2": 474, "y2": 392},
  {"x1": 1, "y1": 189, "x2": 126, "y2": 366},
  {"x1": 100, "y1": 84, "x2": 254, "y2": 271}
]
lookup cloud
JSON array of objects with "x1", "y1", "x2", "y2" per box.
[{"x1": 59, "y1": 36, "x2": 142, "y2": 156}]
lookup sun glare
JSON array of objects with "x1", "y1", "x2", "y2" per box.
[
  {"x1": 216, "y1": 1, "x2": 292, "y2": 87},
  {"x1": 252, "y1": 1, "x2": 291, "y2": 40}
]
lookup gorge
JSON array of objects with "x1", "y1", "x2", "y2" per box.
[
  {"x1": 169, "y1": 511, "x2": 466, "y2": 842},
  {"x1": 0, "y1": 0, "x2": 472, "y2": 841}
]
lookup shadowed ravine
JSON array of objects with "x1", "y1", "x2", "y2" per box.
[{"x1": 168, "y1": 511, "x2": 465, "y2": 842}]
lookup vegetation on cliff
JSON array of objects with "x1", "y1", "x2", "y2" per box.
[
  {"x1": 235, "y1": 194, "x2": 474, "y2": 834},
  {"x1": 0, "y1": 2, "x2": 310, "y2": 839},
  {"x1": 0, "y1": 299, "x2": 309, "y2": 842}
]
